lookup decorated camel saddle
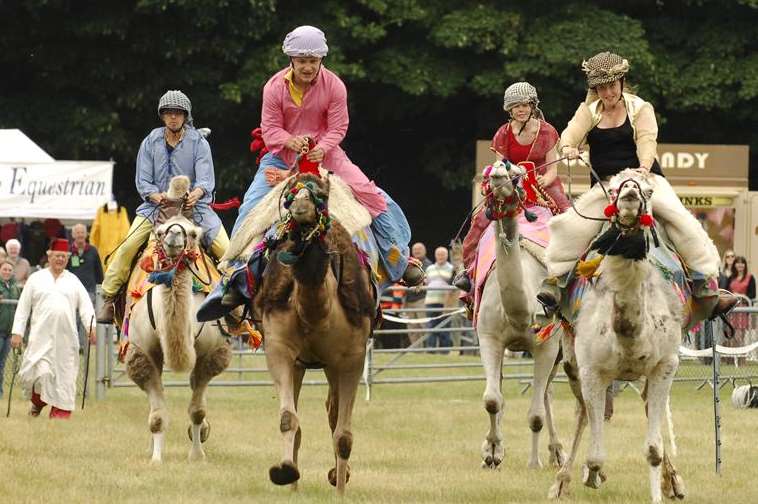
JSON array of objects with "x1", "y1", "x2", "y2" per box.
[
  {"x1": 114, "y1": 176, "x2": 223, "y2": 340},
  {"x1": 197, "y1": 165, "x2": 385, "y2": 322}
]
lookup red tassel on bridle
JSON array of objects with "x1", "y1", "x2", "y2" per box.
[
  {"x1": 639, "y1": 214, "x2": 654, "y2": 227},
  {"x1": 604, "y1": 204, "x2": 618, "y2": 218}
]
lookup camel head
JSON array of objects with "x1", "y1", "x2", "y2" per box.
[
  {"x1": 155, "y1": 215, "x2": 203, "y2": 259},
  {"x1": 608, "y1": 169, "x2": 654, "y2": 229},
  {"x1": 482, "y1": 160, "x2": 526, "y2": 219},
  {"x1": 284, "y1": 173, "x2": 331, "y2": 227}
]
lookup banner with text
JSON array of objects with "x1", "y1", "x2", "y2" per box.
[{"x1": 0, "y1": 161, "x2": 113, "y2": 220}]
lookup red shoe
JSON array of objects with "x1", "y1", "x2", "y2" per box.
[
  {"x1": 29, "y1": 392, "x2": 46, "y2": 417},
  {"x1": 49, "y1": 407, "x2": 72, "y2": 420}
]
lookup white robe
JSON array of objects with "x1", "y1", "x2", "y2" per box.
[{"x1": 11, "y1": 269, "x2": 95, "y2": 411}]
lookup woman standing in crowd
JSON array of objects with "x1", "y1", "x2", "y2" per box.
[
  {"x1": 719, "y1": 249, "x2": 736, "y2": 289},
  {"x1": 726, "y1": 256, "x2": 755, "y2": 364}
]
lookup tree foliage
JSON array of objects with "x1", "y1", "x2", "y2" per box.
[{"x1": 1, "y1": 0, "x2": 756, "y2": 245}]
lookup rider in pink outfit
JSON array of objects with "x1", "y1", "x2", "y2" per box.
[{"x1": 259, "y1": 67, "x2": 387, "y2": 218}]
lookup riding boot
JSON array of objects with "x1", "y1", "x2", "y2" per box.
[
  {"x1": 536, "y1": 276, "x2": 561, "y2": 316},
  {"x1": 453, "y1": 269, "x2": 472, "y2": 293},
  {"x1": 97, "y1": 297, "x2": 115, "y2": 324}
]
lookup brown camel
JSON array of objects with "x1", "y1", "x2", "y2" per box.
[{"x1": 255, "y1": 172, "x2": 375, "y2": 494}]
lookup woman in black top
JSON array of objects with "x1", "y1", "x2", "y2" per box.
[{"x1": 538, "y1": 52, "x2": 735, "y2": 319}]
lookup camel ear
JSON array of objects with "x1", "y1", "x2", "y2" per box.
[{"x1": 643, "y1": 187, "x2": 653, "y2": 200}]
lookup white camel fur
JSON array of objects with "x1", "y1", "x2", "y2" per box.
[
  {"x1": 125, "y1": 175, "x2": 231, "y2": 463},
  {"x1": 476, "y1": 160, "x2": 564, "y2": 469},
  {"x1": 548, "y1": 169, "x2": 685, "y2": 503}
]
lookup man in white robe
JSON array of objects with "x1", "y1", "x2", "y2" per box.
[{"x1": 11, "y1": 238, "x2": 95, "y2": 419}]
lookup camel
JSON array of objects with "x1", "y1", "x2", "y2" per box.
[
  {"x1": 125, "y1": 176, "x2": 231, "y2": 463},
  {"x1": 254, "y1": 172, "x2": 375, "y2": 494},
  {"x1": 476, "y1": 160, "x2": 564, "y2": 469},
  {"x1": 548, "y1": 170, "x2": 685, "y2": 503}
]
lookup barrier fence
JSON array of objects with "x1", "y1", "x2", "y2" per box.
[{"x1": 3, "y1": 294, "x2": 758, "y2": 402}]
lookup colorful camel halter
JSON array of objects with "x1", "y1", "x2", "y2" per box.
[
  {"x1": 276, "y1": 178, "x2": 332, "y2": 265},
  {"x1": 140, "y1": 222, "x2": 200, "y2": 286},
  {"x1": 481, "y1": 160, "x2": 537, "y2": 222}
]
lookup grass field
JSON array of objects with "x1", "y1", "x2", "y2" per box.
[{"x1": 1, "y1": 352, "x2": 756, "y2": 503}]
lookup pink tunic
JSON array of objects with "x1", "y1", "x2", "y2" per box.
[{"x1": 261, "y1": 67, "x2": 387, "y2": 217}]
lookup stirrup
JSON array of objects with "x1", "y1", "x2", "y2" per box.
[{"x1": 402, "y1": 257, "x2": 426, "y2": 287}]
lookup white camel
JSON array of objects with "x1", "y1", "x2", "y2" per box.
[
  {"x1": 125, "y1": 177, "x2": 231, "y2": 463},
  {"x1": 476, "y1": 160, "x2": 564, "y2": 469},
  {"x1": 548, "y1": 170, "x2": 685, "y2": 503}
]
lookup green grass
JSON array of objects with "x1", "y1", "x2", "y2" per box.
[{"x1": 1, "y1": 353, "x2": 756, "y2": 503}]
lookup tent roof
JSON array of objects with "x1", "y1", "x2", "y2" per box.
[{"x1": 0, "y1": 129, "x2": 55, "y2": 163}]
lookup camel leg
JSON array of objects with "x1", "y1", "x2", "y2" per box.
[
  {"x1": 478, "y1": 331, "x2": 506, "y2": 469},
  {"x1": 580, "y1": 368, "x2": 610, "y2": 490},
  {"x1": 528, "y1": 336, "x2": 560, "y2": 469},
  {"x1": 549, "y1": 362, "x2": 587, "y2": 499},
  {"x1": 645, "y1": 362, "x2": 677, "y2": 504},
  {"x1": 289, "y1": 364, "x2": 306, "y2": 492},
  {"x1": 187, "y1": 342, "x2": 231, "y2": 462},
  {"x1": 330, "y1": 362, "x2": 363, "y2": 495},
  {"x1": 265, "y1": 344, "x2": 301, "y2": 486},
  {"x1": 544, "y1": 362, "x2": 565, "y2": 467},
  {"x1": 127, "y1": 346, "x2": 166, "y2": 463}
]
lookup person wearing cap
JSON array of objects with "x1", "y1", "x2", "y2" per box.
[
  {"x1": 10, "y1": 239, "x2": 95, "y2": 419},
  {"x1": 454, "y1": 82, "x2": 568, "y2": 294},
  {"x1": 97, "y1": 90, "x2": 229, "y2": 323},
  {"x1": 536, "y1": 51, "x2": 735, "y2": 319},
  {"x1": 232, "y1": 25, "x2": 423, "y2": 287}
]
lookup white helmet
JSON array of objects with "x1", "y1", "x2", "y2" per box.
[{"x1": 282, "y1": 25, "x2": 328, "y2": 58}]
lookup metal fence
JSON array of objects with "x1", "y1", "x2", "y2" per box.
[{"x1": 4, "y1": 294, "x2": 758, "y2": 403}]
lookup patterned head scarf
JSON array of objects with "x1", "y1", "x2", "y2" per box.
[
  {"x1": 158, "y1": 90, "x2": 193, "y2": 126},
  {"x1": 502, "y1": 82, "x2": 544, "y2": 120},
  {"x1": 582, "y1": 52, "x2": 630, "y2": 88}
]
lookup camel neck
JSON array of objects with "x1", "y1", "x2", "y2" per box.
[{"x1": 292, "y1": 242, "x2": 331, "y2": 322}]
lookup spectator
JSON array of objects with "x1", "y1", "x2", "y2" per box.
[
  {"x1": 5, "y1": 239, "x2": 31, "y2": 286},
  {"x1": 0, "y1": 246, "x2": 7, "y2": 262},
  {"x1": 67, "y1": 224, "x2": 104, "y2": 349},
  {"x1": 424, "y1": 246, "x2": 454, "y2": 353},
  {"x1": 726, "y1": 256, "x2": 755, "y2": 365},
  {"x1": 0, "y1": 260, "x2": 22, "y2": 398},
  {"x1": 11, "y1": 238, "x2": 95, "y2": 419},
  {"x1": 719, "y1": 249, "x2": 736, "y2": 290},
  {"x1": 404, "y1": 242, "x2": 432, "y2": 346}
]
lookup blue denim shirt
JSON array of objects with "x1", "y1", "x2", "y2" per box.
[{"x1": 135, "y1": 126, "x2": 222, "y2": 246}]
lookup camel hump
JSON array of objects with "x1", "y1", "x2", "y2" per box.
[{"x1": 168, "y1": 175, "x2": 191, "y2": 199}]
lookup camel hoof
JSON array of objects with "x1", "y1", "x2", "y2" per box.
[
  {"x1": 527, "y1": 458, "x2": 544, "y2": 470},
  {"x1": 187, "y1": 420, "x2": 210, "y2": 443},
  {"x1": 327, "y1": 466, "x2": 351, "y2": 487},
  {"x1": 664, "y1": 473, "x2": 686, "y2": 500},
  {"x1": 548, "y1": 479, "x2": 569, "y2": 499},
  {"x1": 188, "y1": 448, "x2": 206, "y2": 462},
  {"x1": 481, "y1": 441, "x2": 504, "y2": 469},
  {"x1": 549, "y1": 443, "x2": 566, "y2": 467},
  {"x1": 582, "y1": 464, "x2": 606, "y2": 489},
  {"x1": 269, "y1": 462, "x2": 300, "y2": 486}
]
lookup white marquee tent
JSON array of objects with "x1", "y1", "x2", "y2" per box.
[{"x1": 0, "y1": 129, "x2": 114, "y2": 220}]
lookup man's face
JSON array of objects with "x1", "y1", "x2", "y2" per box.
[
  {"x1": 47, "y1": 251, "x2": 69, "y2": 273},
  {"x1": 0, "y1": 263, "x2": 13, "y2": 281},
  {"x1": 291, "y1": 56, "x2": 322, "y2": 85},
  {"x1": 72, "y1": 225, "x2": 87, "y2": 243},
  {"x1": 434, "y1": 247, "x2": 448, "y2": 264},
  {"x1": 411, "y1": 243, "x2": 426, "y2": 259},
  {"x1": 6, "y1": 243, "x2": 19, "y2": 258},
  {"x1": 160, "y1": 108, "x2": 186, "y2": 133}
]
